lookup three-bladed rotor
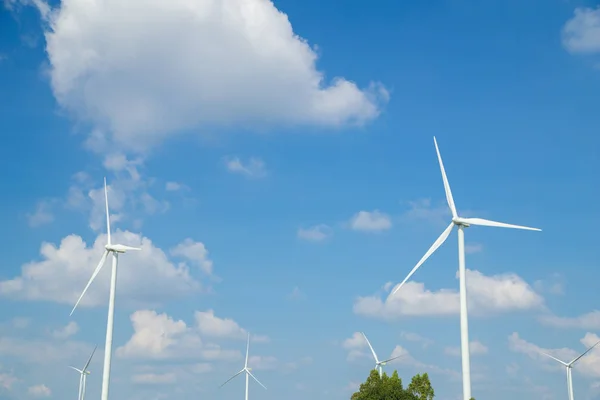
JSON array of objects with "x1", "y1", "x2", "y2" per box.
[
  {"x1": 361, "y1": 332, "x2": 402, "y2": 377},
  {"x1": 390, "y1": 137, "x2": 541, "y2": 298},
  {"x1": 220, "y1": 333, "x2": 267, "y2": 391},
  {"x1": 70, "y1": 178, "x2": 141, "y2": 316}
]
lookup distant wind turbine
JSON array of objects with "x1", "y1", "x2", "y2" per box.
[
  {"x1": 390, "y1": 137, "x2": 541, "y2": 400},
  {"x1": 540, "y1": 340, "x2": 600, "y2": 400},
  {"x1": 69, "y1": 345, "x2": 97, "y2": 400},
  {"x1": 70, "y1": 178, "x2": 141, "y2": 400},
  {"x1": 361, "y1": 332, "x2": 403, "y2": 378},
  {"x1": 220, "y1": 333, "x2": 266, "y2": 400}
]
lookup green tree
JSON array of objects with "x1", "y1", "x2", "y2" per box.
[
  {"x1": 407, "y1": 373, "x2": 434, "y2": 400},
  {"x1": 351, "y1": 369, "x2": 419, "y2": 400}
]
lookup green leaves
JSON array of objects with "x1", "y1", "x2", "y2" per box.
[
  {"x1": 407, "y1": 373, "x2": 435, "y2": 400},
  {"x1": 351, "y1": 369, "x2": 421, "y2": 400}
]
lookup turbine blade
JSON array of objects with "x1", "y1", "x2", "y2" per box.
[
  {"x1": 104, "y1": 177, "x2": 111, "y2": 245},
  {"x1": 120, "y1": 245, "x2": 141, "y2": 251},
  {"x1": 390, "y1": 222, "x2": 454, "y2": 297},
  {"x1": 569, "y1": 339, "x2": 600, "y2": 365},
  {"x1": 219, "y1": 370, "x2": 244, "y2": 387},
  {"x1": 381, "y1": 354, "x2": 403, "y2": 364},
  {"x1": 460, "y1": 217, "x2": 541, "y2": 232},
  {"x1": 433, "y1": 137, "x2": 457, "y2": 218},
  {"x1": 70, "y1": 250, "x2": 110, "y2": 316},
  {"x1": 82, "y1": 345, "x2": 97, "y2": 371},
  {"x1": 69, "y1": 366, "x2": 83, "y2": 374},
  {"x1": 540, "y1": 351, "x2": 569, "y2": 366},
  {"x1": 247, "y1": 370, "x2": 267, "y2": 390},
  {"x1": 361, "y1": 332, "x2": 379, "y2": 363},
  {"x1": 245, "y1": 332, "x2": 250, "y2": 368}
]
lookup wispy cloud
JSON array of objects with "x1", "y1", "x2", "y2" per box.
[
  {"x1": 349, "y1": 210, "x2": 391, "y2": 232},
  {"x1": 224, "y1": 156, "x2": 267, "y2": 179}
]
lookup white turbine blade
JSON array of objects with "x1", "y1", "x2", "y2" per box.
[
  {"x1": 460, "y1": 217, "x2": 541, "y2": 232},
  {"x1": 391, "y1": 221, "x2": 454, "y2": 297},
  {"x1": 119, "y1": 245, "x2": 141, "y2": 251},
  {"x1": 380, "y1": 354, "x2": 403, "y2": 364},
  {"x1": 433, "y1": 137, "x2": 457, "y2": 218},
  {"x1": 569, "y1": 339, "x2": 600, "y2": 365},
  {"x1": 361, "y1": 332, "x2": 379, "y2": 363},
  {"x1": 82, "y1": 345, "x2": 97, "y2": 371},
  {"x1": 540, "y1": 351, "x2": 569, "y2": 366},
  {"x1": 247, "y1": 370, "x2": 267, "y2": 390},
  {"x1": 219, "y1": 369, "x2": 244, "y2": 387},
  {"x1": 69, "y1": 366, "x2": 83, "y2": 374},
  {"x1": 244, "y1": 332, "x2": 250, "y2": 368},
  {"x1": 104, "y1": 177, "x2": 111, "y2": 245},
  {"x1": 70, "y1": 250, "x2": 110, "y2": 316}
]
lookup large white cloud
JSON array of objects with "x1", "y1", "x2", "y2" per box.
[
  {"x1": 562, "y1": 7, "x2": 600, "y2": 54},
  {"x1": 353, "y1": 269, "x2": 544, "y2": 319},
  {"x1": 0, "y1": 231, "x2": 207, "y2": 308},
  {"x1": 30, "y1": 0, "x2": 387, "y2": 152}
]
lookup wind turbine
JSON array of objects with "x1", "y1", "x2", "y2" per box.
[
  {"x1": 540, "y1": 340, "x2": 600, "y2": 400},
  {"x1": 70, "y1": 178, "x2": 141, "y2": 400},
  {"x1": 220, "y1": 333, "x2": 266, "y2": 400},
  {"x1": 69, "y1": 345, "x2": 97, "y2": 400},
  {"x1": 361, "y1": 332, "x2": 403, "y2": 378},
  {"x1": 390, "y1": 137, "x2": 541, "y2": 400}
]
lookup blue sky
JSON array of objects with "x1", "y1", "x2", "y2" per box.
[{"x1": 1, "y1": 0, "x2": 600, "y2": 399}]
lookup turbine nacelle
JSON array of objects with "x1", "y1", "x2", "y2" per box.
[
  {"x1": 105, "y1": 244, "x2": 141, "y2": 253},
  {"x1": 452, "y1": 217, "x2": 470, "y2": 227}
]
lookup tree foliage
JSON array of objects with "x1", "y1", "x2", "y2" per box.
[
  {"x1": 407, "y1": 373, "x2": 434, "y2": 400},
  {"x1": 351, "y1": 369, "x2": 431, "y2": 400}
]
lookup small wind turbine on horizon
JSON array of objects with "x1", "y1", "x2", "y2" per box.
[
  {"x1": 69, "y1": 345, "x2": 97, "y2": 400},
  {"x1": 390, "y1": 137, "x2": 541, "y2": 400},
  {"x1": 70, "y1": 178, "x2": 141, "y2": 400},
  {"x1": 220, "y1": 333, "x2": 266, "y2": 400},
  {"x1": 361, "y1": 332, "x2": 403, "y2": 378},
  {"x1": 540, "y1": 340, "x2": 600, "y2": 400}
]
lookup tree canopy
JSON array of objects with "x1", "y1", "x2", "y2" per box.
[{"x1": 351, "y1": 369, "x2": 435, "y2": 400}]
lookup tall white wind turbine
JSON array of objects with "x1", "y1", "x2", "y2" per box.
[
  {"x1": 361, "y1": 332, "x2": 403, "y2": 378},
  {"x1": 69, "y1": 345, "x2": 97, "y2": 400},
  {"x1": 390, "y1": 137, "x2": 541, "y2": 400},
  {"x1": 70, "y1": 178, "x2": 141, "y2": 400},
  {"x1": 220, "y1": 333, "x2": 266, "y2": 400},
  {"x1": 540, "y1": 340, "x2": 600, "y2": 400}
]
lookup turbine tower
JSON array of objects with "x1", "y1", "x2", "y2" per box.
[
  {"x1": 390, "y1": 137, "x2": 541, "y2": 400},
  {"x1": 69, "y1": 345, "x2": 97, "y2": 400},
  {"x1": 361, "y1": 332, "x2": 403, "y2": 378},
  {"x1": 220, "y1": 333, "x2": 266, "y2": 400},
  {"x1": 70, "y1": 178, "x2": 141, "y2": 400},
  {"x1": 540, "y1": 340, "x2": 600, "y2": 400}
]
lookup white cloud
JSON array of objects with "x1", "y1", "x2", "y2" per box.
[
  {"x1": 170, "y1": 239, "x2": 214, "y2": 275},
  {"x1": 28, "y1": 0, "x2": 385, "y2": 153},
  {"x1": 297, "y1": 224, "x2": 332, "y2": 242},
  {"x1": 353, "y1": 269, "x2": 544, "y2": 319},
  {"x1": 0, "y1": 372, "x2": 18, "y2": 390},
  {"x1": 165, "y1": 182, "x2": 186, "y2": 192},
  {"x1": 224, "y1": 157, "x2": 267, "y2": 179},
  {"x1": 538, "y1": 310, "x2": 600, "y2": 330},
  {"x1": 444, "y1": 341, "x2": 488, "y2": 357},
  {"x1": 562, "y1": 7, "x2": 600, "y2": 54},
  {"x1": 508, "y1": 332, "x2": 600, "y2": 378},
  {"x1": 349, "y1": 210, "x2": 392, "y2": 232},
  {"x1": 28, "y1": 384, "x2": 51, "y2": 397},
  {"x1": 403, "y1": 199, "x2": 450, "y2": 226},
  {"x1": 195, "y1": 310, "x2": 248, "y2": 340},
  {"x1": 465, "y1": 243, "x2": 483, "y2": 254},
  {"x1": 132, "y1": 373, "x2": 177, "y2": 385},
  {"x1": 0, "y1": 231, "x2": 202, "y2": 308},
  {"x1": 533, "y1": 274, "x2": 564, "y2": 296},
  {"x1": 342, "y1": 332, "x2": 368, "y2": 362},
  {"x1": 400, "y1": 331, "x2": 434, "y2": 348},
  {"x1": 26, "y1": 200, "x2": 55, "y2": 227},
  {"x1": 287, "y1": 286, "x2": 306, "y2": 301},
  {"x1": 52, "y1": 321, "x2": 79, "y2": 339}
]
